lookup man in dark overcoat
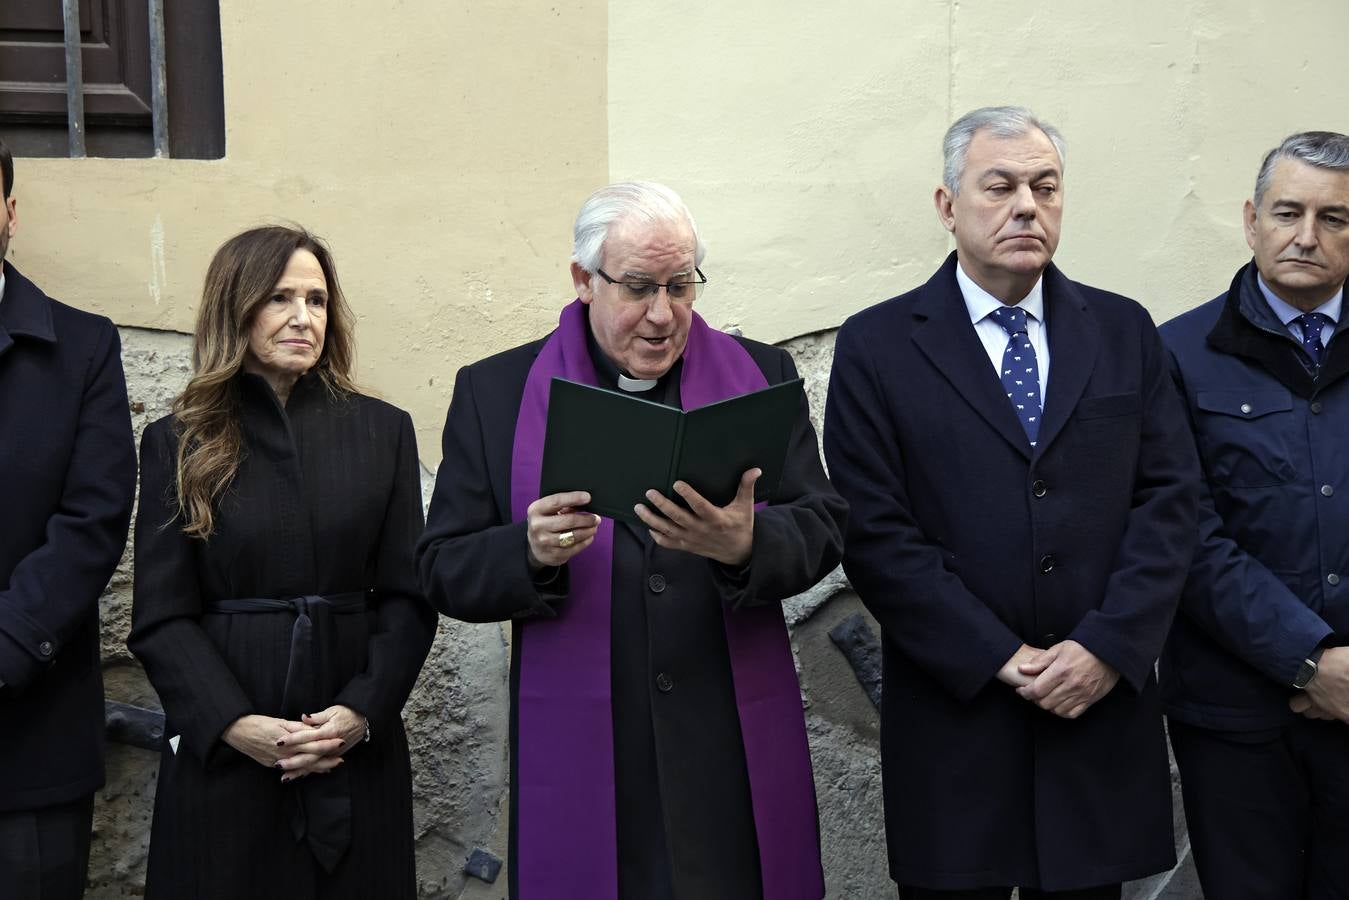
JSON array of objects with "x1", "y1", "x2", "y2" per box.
[
  {"x1": 1160, "y1": 130, "x2": 1349, "y2": 898},
  {"x1": 417, "y1": 181, "x2": 846, "y2": 900},
  {"x1": 823, "y1": 106, "x2": 1200, "y2": 898},
  {"x1": 0, "y1": 137, "x2": 137, "y2": 896}
]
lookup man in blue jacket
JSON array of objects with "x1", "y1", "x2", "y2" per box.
[
  {"x1": 1160, "y1": 130, "x2": 1349, "y2": 899},
  {"x1": 0, "y1": 137, "x2": 136, "y2": 897}
]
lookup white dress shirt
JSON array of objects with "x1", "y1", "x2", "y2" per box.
[{"x1": 956, "y1": 262, "x2": 1050, "y2": 408}]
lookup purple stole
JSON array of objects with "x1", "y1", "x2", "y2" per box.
[{"x1": 508, "y1": 300, "x2": 823, "y2": 899}]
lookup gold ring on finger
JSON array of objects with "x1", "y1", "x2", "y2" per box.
[{"x1": 558, "y1": 531, "x2": 576, "y2": 548}]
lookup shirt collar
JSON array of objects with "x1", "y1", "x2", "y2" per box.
[
  {"x1": 1256, "y1": 273, "x2": 1342, "y2": 326},
  {"x1": 956, "y1": 261, "x2": 1045, "y2": 324},
  {"x1": 0, "y1": 264, "x2": 7, "y2": 308}
]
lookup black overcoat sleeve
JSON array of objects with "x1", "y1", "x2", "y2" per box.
[
  {"x1": 711, "y1": 346, "x2": 847, "y2": 608},
  {"x1": 1064, "y1": 308, "x2": 1200, "y2": 692},
  {"x1": 825, "y1": 316, "x2": 1027, "y2": 702},
  {"x1": 334, "y1": 411, "x2": 437, "y2": 730},
  {"x1": 0, "y1": 320, "x2": 134, "y2": 689},
  {"x1": 418, "y1": 365, "x2": 561, "y2": 623},
  {"x1": 127, "y1": 420, "x2": 255, "y2": 766}
]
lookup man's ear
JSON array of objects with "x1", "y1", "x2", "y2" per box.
[
  {"x1": 572, "y1": 262, "x2": 595, "y2": 304},
  {"x1": 3, "y1": 196, "x2": 16, "y2": 240},
  {"x1": 1243, "y1": 199, "x2": 1258, "y2": 252},
  {"x1": 934, "y1": 185, "x2": 956, "y2": 234}
]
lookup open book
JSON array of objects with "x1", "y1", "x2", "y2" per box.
[{"x1": 539, "y1": 377, "x2": 804, "y2": 525}]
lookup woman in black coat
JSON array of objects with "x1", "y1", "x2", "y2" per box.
[{"x1": 129, "y1": 225, "x2": 436, "y2": 899}]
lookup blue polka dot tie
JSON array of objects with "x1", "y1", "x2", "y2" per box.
[
  {"x1": 989, "y1": 306, "x2": 1041, "y2": 447},
  {"x1": 1294, "y1": 312, "x2": 1333, "y2": 367}
]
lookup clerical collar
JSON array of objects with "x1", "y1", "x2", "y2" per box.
[
  {"x1": 616, "y1": 373, "x2": 659, "y2": 392},
  {"x1": 582, "y1": 307, "x2": 673, "y2": 394}
]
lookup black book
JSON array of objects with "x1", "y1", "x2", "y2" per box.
[{"x1": 539, "y1": 377, "x2": 804, "y2": 525}]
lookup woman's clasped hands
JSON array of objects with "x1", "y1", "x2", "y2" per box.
[{"x1": 223, "y1": 704, "x2": 369, "y2": 782}]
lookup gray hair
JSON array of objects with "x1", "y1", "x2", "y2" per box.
[
  {"x1": 1253, "y1": 131, "x2": 1349, "y2": 207},
  {"x1": 942, "y1": 106, "x2": 1067, "y2": 194},
  {"x1": 571, "y1": 181, "x2": 706, "y2": 273}
]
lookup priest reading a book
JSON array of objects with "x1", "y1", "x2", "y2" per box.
[{"x1": 417, "y1": 181, "x2": 847, "y2": 900}]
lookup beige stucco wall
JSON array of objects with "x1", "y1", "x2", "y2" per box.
[
  {"x1": 609, "y1": 0, "x2": 1349, "y2": 342},
  {"x1": 11, "y1": 0, "x2": 608, "y2": 461},
  {"x1": 12, "y1": 2, "x2": 1346, "y2": 450}
]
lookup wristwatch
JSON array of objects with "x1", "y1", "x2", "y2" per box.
[{"x1": 1293, "y1": 647, "x2": 1326, "y2": 689}]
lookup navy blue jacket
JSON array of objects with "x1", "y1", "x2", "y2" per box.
[
  {"x1": 1160, "y1": 261, "x2": 1348, "y2": 731},
  {"x1": 0, "y1": 262, "x2": 136, "y2": 811},
  {"x1": 824, "y1": 253, "x2": 1199, "y2": 891}
]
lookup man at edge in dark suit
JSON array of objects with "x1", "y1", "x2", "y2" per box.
[
  {"x1": 0, "y1": 137, "x2": 137, "y2": 897},
  {"x1": 823, "y1": 106, "x2": 1200, "y2": 899}
]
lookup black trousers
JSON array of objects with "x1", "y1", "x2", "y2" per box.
[
  {"x1": 1170, "y1": 718, "x2": 1349, "y2": 900},
  {"x1": 0, "y1": 794, "x2": 94, "y2": 900},
  {"x1": 898, "y1": 886, "x2": 1120, "y2": 900}
]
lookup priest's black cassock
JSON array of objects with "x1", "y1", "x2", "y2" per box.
[{"x1": 417, "y1": 308, "x2": 846, "y2": 900}]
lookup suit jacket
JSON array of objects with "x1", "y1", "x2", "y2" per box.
[
  {"x1": 417, "y1": 329, "x2": 846, "y2": 900},
  {"x1": 0, "y1": 262, "x2": 136, "y2": 811},
  {"x1": 823, "y1": 252, "x2": 1199, "y2": 891}
]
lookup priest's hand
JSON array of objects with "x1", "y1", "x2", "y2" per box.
[
  {"x1": 1015, "y1": 639, "x2": 1119, "y2": 719},
  {"x1": 635, "y1": 468, "x2": 759, "y2": 567},
  {"x1": 526, "y1": 491, "x2": 601, "y2": 571}
]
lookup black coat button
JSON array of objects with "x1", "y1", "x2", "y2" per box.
[
  {"x1": 1311, "y1": 401, "x2": 1324, "y2": 414},
  {"x1": 1039, "y1": 555, "x2": 1056, "y2": 574},
  {"x1": 1043, "y1": 633, "x2": 1058, "y2": 644},
  {"x1": 38, "y1": 641, "x2": 54, "y2": 657},
  {"x1": 655, "y1": 672, "x2": 674, "y2": 693},
  {"x1": 648, "y1": 574, "x2": 666, "y2": 593},
  {"x1": 1032, "y1": 479, "x2": 1048, "y2": 498}
]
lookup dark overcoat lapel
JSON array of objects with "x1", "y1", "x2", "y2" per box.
[
  {"x1": 1037, "y1": 267, "x2": 1100, "y2": 454},
  {"x1": 907, "y1": 258, "x2": 1104, "y2": 459},
  {"x1": 909, "y1": 267, "x2": 1031, "y2": 458}
]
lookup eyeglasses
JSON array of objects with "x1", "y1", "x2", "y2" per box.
[{"x1": 595, "y1": 267, "x2": 707, "y2": 304}]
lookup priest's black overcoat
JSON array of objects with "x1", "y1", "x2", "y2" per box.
[
  {"x1": 129, "y1": 373, "x2": 436, "y2": 899},
  {"x1": 417, "y1": 329, "x2": 846, "y2": 900}
]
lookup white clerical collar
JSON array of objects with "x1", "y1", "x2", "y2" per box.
[
  {"x1": 616, "y1": 373, "x2": 659, "y2": 392},
  {"x1": 1256, "y1": 273, "x2": 1342, "y2": 326},
  {"x1": 0, "y1": 265, "x2": 7, "y2": 308},
  {"x1": 956, "y1": 262, "x2": 1045, "y2": 324}
]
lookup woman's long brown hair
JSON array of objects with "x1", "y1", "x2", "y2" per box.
[{"x1": 172, "y1": 225, "x2": 357, "y2": 537}]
